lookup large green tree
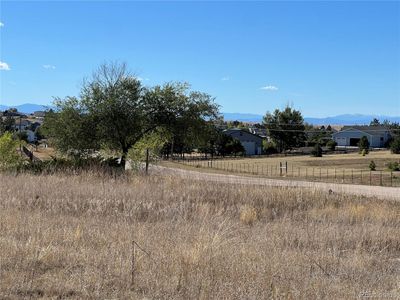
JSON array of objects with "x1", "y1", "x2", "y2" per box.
[
  {"x1": 147, "y1": 83, "x2": 219, "y2": 157},
  {"x1": 0, "y1": 115, "x2": 15, "y2": 135},
  {"x1": 0, "y1": 132, "x2": 22, "y2": 170},
  {"x1": 262, "y1": 106, "x2": 306, "y2": 152},
  {"x1": 43, "y1": 62, "x2": 219, "y2": 167}
]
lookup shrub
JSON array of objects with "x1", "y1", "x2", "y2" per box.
[
  {"x1": 262, "y1": 140, "x2": 278, "y2": 155},
  {"x1": 311, "y1": 143, "x2": 323, "y2": 157},
  {"x1": 128, "y1": 130, "x2": 168, "y2": 170},
  {"x1": 369, "y1": 160, "x2": 376, "y2": 171},
  {"x1": 326, "y1": 140, "x2": 337, "y2": 151},
  {"x1": 0, "y1": 132, "x2": 22, "y2": 171},
  {"x1": 390, "y1": 136, "x2": 400, "y2": 154},
  {"x1": 387, "y1": 161, "x2": 400, "y2": 171},
  {"x1": 17, "y1": 156, "x2": 124, "y2": 175},
  {"x1": 358, "y1": 136, "x2": 370, "y2": 154}
]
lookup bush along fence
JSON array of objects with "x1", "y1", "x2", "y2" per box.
[{"x1": 173, "y1": 157, "x2": 400, "y2": 187}]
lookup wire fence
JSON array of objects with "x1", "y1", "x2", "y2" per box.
[{"x1": 172, "y1": 156, "x2": 400, "y2": 187}]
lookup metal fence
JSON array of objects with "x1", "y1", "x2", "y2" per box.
[{"x1": 174, "y1": 157, "x2": 400, "y2": 187}]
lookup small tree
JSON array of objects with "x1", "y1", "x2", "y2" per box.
[
  {"x1": 358, "y1": 136, "x2": 370, "y2": 154},
  {"x1": 0, "y1": 132, "x2": 22, "y2": 170},
  {"x1": 229, "y1": 139, "x2": 245, "y2": 157},
  {"x1": 390, "y1": 136, "x2": 400, "y2": 154},
  {"x1": 0, "y1": 115, "x2": 15, "y2": 134},
  {"x1": 370, "y1": 118, "x2": 380, "y2": 126},
  {"x1": 262, "y1": 140, "x2": 278, "y2": 155},
  {"x1": 326, "y1": 140, "x2": 337, "y2": 151},
  {"x1": 311, "y1": 143, "x2": 323, "y2": 157},
  {"x1": 369, "y1": 160, "x2": 376, "y2": 171},
  {"x1": 128, "y1": 130, "x2": 169, "y2": 170},
  {"x1": 263, "y1": 105, "x2": 306, "y2": 152},
  {"x1": 387, "y1": 161, "x2": 400, "y2": 171},
  {"x1": 15, "y1": 131, "x2": 28, "y2": 144}
]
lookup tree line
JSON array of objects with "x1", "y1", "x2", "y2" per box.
[{"x1": 2, "y1": 62, "x2": 399, "y2": 171}]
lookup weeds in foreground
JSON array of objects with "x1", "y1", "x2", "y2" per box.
[{"x1": 0, "y1": 173, "x2": 399, "y2": 299}]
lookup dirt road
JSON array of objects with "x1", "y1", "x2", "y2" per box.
[{"x1": 152, "y1": 165, "x2": 400, "y2": 201}]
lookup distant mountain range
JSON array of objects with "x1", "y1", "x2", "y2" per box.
[
  {"x1": 222, "y1": 113, "x2": 400, "y2": 125},
  {"x1": 1, "y1": 103, "x2": 399, "y2": 126},
  {"x1": 0, "y1": 103, "x2": 53, "y2": 114}
]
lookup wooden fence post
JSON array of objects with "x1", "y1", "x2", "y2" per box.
[
  {"x1": 145, "y1": 148, "x2": 149, "y2": 175},
  {"x1": 380, "y1": 171, "x2": 383, "y2": 186}
]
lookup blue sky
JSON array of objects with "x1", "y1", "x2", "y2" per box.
[{"x1": 0, "y1": 1, "x2": 399, "y2": 117}]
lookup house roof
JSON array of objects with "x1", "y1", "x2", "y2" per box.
[
  {"x1": 337, "y1": 125, "x2": 390, "y2": 136},
  {"x1": 223, "y1": 128, "x2": 264, "y2": 140}
]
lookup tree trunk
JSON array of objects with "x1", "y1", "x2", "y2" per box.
[
  {"x1": 120, "y1": 147, "x2": 129, "y2": 170},
  {"x1": 170, "y1": 139, "x2": 174, "y2": 160}
]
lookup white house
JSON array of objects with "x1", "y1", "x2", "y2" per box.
[{"x1": 332, "y1": 126, "x2": 391, "y2": 148}]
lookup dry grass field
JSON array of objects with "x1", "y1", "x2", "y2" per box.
[{"x1": 1, "y1": 172, "x2": 400, "y2": 299}]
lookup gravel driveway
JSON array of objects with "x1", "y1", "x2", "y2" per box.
[{"x1": 152, "y1": 165, "x2": 400, "y2": 201}]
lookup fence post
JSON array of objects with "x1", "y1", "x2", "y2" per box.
[
  {"x1": 298, "y1": 167, "x2": 300, "y2": 178},
  {"x1": 306, "y1": 168, "x2": 308, "y2": 179},
  {"x1": 280, "y1": 162, "x2": 282, "y2": 176},
  {"x1": 369, "y1": 171, "x2": 372, "y2": 186},
  {"x1": 351, "y1": 169, "x2": 353, "y2": 183},
  {"x1": 319, "y1": 168, "x2": 322, "y2": 181},
  {"x1": 391, "y1": 171, "x2": 393, "y2": 187},
  {"x1": 145, "y1": 148, "x2": 149, "y2": 175},
  {"x1": 380, "y1": 171, "x2": 383, "y2": 186},
  {"x1": 334, "y1": 169, "x2": 336, "y2": 181},
  {"x1": 342, "y1": 170, "x2": 345, "y2": 182},
  {"x1": 285, "y1": 161, "x2": 288, "y2": 175}
]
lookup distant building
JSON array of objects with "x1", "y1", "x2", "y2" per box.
[
  {"x1": 33, "y1": 111, "x2": 46, "y2": 118},
  {"x1": 224, "y1": 128, "x2": 263, "y2": 155},
  {"x1": 332, "y1": 126, "x2": 391, "y2": 148},
  {"x1": 12, "y1": 119, "x2": 32, "y2": 131}
]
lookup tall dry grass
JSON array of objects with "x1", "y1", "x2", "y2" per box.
[{"x1": 0, "y1": 172, "x2": 399, "y2": 299}]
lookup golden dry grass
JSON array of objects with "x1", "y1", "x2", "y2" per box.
[{"x1": 1, "y1": 172, "x2": 400, "y2": 299}]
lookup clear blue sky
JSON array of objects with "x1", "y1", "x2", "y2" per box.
[{"x1": 1, "y1": 1, "x2": 399, "y2": 117}]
